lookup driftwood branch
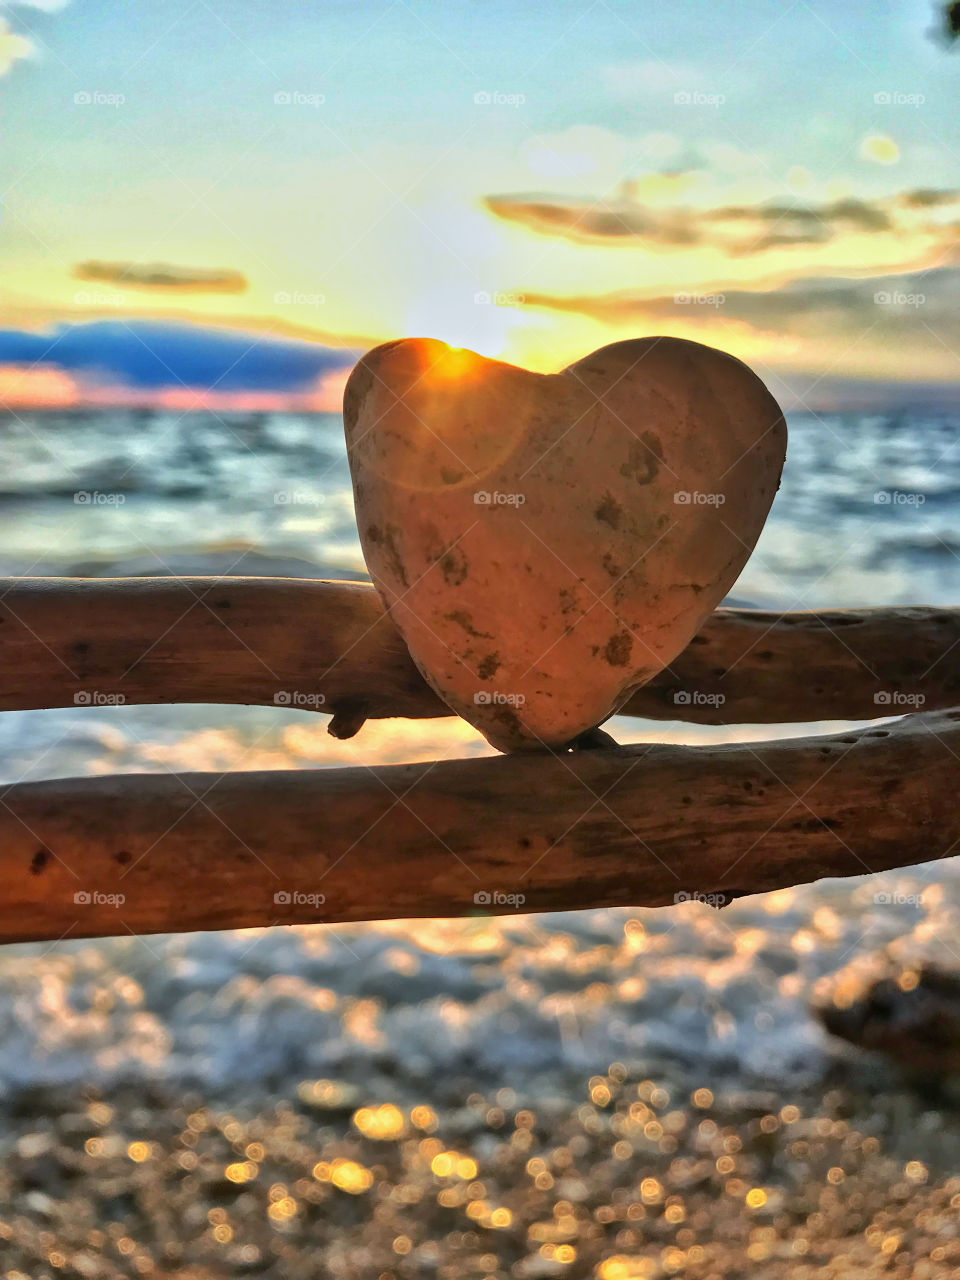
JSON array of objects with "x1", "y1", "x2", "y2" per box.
[
  {"x1": 0, "y1": 577, "x2": 956, "y2": 943},
  {"x1": 0, "y1": 577, "x2": 956, "y2": 727},
  {"x1": 2, "y1": 708, "x2": 959, "y2": 943}
]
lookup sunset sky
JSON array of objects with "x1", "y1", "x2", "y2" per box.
[{"x1": 1, "y1": 0, "x2": 958, "y2": 409}]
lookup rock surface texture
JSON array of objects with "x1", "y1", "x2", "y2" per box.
[{"x1": 344, "y1": 336, "x2": 787, "y2": 751}]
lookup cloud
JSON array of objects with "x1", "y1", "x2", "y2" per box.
[
  {"x1": 3, "y1": 0, "x2": 70, "y2": 9},
  {"x1": 483, "y1": 186, "x2": 958, "y2": 256},
  {"x1": 0, "y1": 19, "x2": 32, "y2": 75},
  {"x1": 0, "y1": 319, "x2": 358, "y2": 406},
  {"x1": 860, "y1": 133, "x2": 900, "y2": 165},
  {"x1": 0, "y1": 363, "x2": 77, "y2": 407},
  {"x1": 74, "y1": 261, "x2": 248, "y2": 293},
  {"x1": 520, "y1": 264, "x2": 959, "y2": 343},
  {"x1": 484, "y1": 190, "x2": 700, "y2": 245},
  {"x1": 705, "y1": 196, "x2": 894, "y2": 251},
  {"x1": 513, "y1": 263, "x2": 960, "y2": 390},
  {"x1": 900, "y1": 188, "x2": 958, "y2": 208}
]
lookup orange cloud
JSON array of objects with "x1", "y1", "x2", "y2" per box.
[
  {"x1": 0, "y1": 363, "x2": 78, "y2": 407},
  {"x1": 0, "y1": 20, "x2": 31, "y2": 76},
  {"x1": 74, "y1": 261, "x2": 248, "y2": 293},
  {"x1": 483, "y1": 186, "x2": 954, "y2": 257},
  {"x1": 0, "y1": 362, "x2": 351, "y2": 412}
]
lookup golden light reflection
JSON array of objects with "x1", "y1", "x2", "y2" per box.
[
  {"x1": 319, "y1": 1159, "x2": 375, "y2": 1194},
  {"x1": 353, "y1": 1103, "x2": 406, "y2": 1141},
  {"x1": 430, "y1": 1150, "x2": 478, "y2": 1180}
]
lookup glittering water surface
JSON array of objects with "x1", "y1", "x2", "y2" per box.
[{"x1": 0, "y1": 407, "x2": 959, "y2": 1277}]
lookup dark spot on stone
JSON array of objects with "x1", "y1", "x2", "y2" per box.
[
  {"x1": 710, "y1": 667, "x2": 727, "y2": 678},
  {"x1": 444, "y1": 611, "x2": 492, "y2": 639},
  {"x1": 382, "y1": 524, "x2": 409, "y2": 587},
  {"x1": 440, "y1": 467, "x2": 463, "y2": 485},
  {"x1": 690, "y1": 635, "x2": 709, "y2": 645},
  {"x1": 31, "y1": 848, "x2": 50, "y2": 875},
  {"x1": 604, "y1": 631, "x2": 633, "y2": 667},
  {"x1": 366, "y1": 524, "x2": 382, "y2": 543},
  {"x1": 114, "y1": 849, "x2": 132, "y2": 865},
  {"x1": 681, "y1": 795, "x2": 692, "y2": 805},
  {"x1": 619, "y1": 432, "x2": 663, "y2": 484},
  {"x1": 756, "y1": 650, "x2": 774, "y2": 661},
  {"x1": 595, "y1": 493, "x2": 623, "y2": 530},
  {"x1": 73, "y1": 641, "x2": 90, "y2": 656},
  {"x1": 558, "y1": 588, "x2": 580, "y2": 616},
  {"x1": 518, "y1": 836, "x2": 532, "y2": 850},
  {"x1": 214, "y1": 599, "x2": 231, "y2": 610},
  {"x1": 477, "y1": 653, "x2": 500, "y2": 679},
  {"x1": 602, "y1": 552, "x2": 621, "y2": 578},
  {"x1": 439, "y1": 546, "x2": 468, "y2": 586},
  {"x1": 492, "y1": 705, "x2": 522, "y2": 737},
  {"x1": 342, "y1": 359, "x2": 375, "y2": 431}
]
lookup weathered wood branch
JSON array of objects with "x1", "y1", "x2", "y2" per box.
[
  {"x1": 0, "y1": 577, "x2": 956, "y2": 728},
  {"x1": 3, "y1": 708, "x2": 958, "y2": 943}
]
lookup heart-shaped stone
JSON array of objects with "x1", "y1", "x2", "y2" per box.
[{"x1": 344, "y1": 336, "x2": 786, "y2": 752}]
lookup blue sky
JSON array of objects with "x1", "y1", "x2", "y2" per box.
[{"x1": 0, "y1": 0, "x2": 957, "y2": 406}]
